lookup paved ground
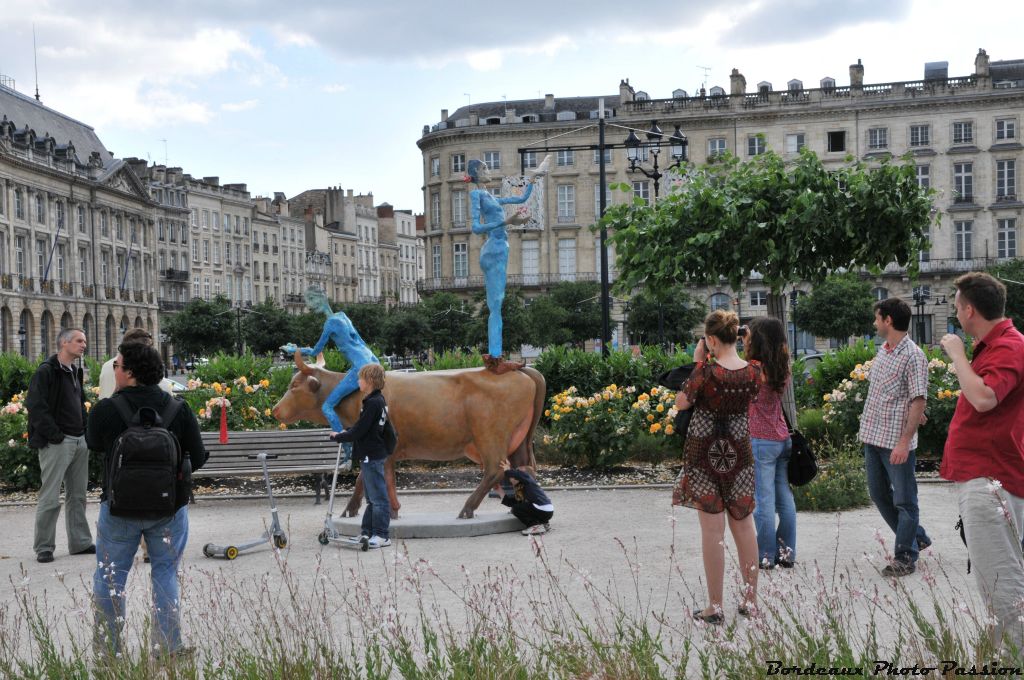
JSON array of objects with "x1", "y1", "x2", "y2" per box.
[{"x1": 0, "y1": 482, "x2": 992, "y2": 667}]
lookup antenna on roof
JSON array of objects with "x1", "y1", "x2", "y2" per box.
[
  {"x1": 33, "y1": 24, "x2": 41, "y2": 101},
  {"x1": 697, "y1": 65, "x2": 711, "y2": 90}
]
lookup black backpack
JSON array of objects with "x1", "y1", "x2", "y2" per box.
[
  {"x1": 379, "y1": 405, "x2": 398, "y2": 456},
  {"x1": 107, "y1": 395, "x2": 185, "y2": 518}
]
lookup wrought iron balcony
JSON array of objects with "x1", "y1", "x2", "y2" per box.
[
  {"x1": 158, "y1": 298, "x2": 188, "y2": 311},
  {"x1": 416, "y1": 271, "x2": 603, "y2": 292},
  {"x1": 163, "y1": 268, "x2": 190, "y2": 281}
]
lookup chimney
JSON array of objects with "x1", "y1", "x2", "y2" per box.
[
  {"x1": 543, "y1": 93, "x2": 555, "y2": 110},
  {"x1": 203, "y1": 176, "x2": 220, "y2": 187},
  {"x1": 729, "y1": 68, "x2": 746, "y2": 95},
  {"x1": 441, "y1": 109, "x2": 449, "y2": 121},
  {"x1": 849, "y1": 59, "x2": 864, "y2": 88},
  {"x1": 619, "y1": 79, "x2": 635, "y2": 102},
  {"x1": 975, "y1": 48, "x2": 990, "y2": 77},
  {"x1": 347, "y1": 189, "x2": 353, "y2": 198}
]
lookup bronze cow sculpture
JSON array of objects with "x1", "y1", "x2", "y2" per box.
[{"x1": 272, "y1": 352, "x2": 546, "y2": 519}]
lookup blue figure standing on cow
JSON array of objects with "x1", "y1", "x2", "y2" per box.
[
  {"x1": 282, "y1": 286, "x2": 380, "y2": 468},
  {"x1": 466, "y1": 155, "x2": 549, "y2": 374}
]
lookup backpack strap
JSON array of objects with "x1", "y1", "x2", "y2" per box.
[
  {"x1": 159, "y1": 396, "x2": 184, "y2": 429},
  {"x1": 110, "y1": 393, "x2": 138, "y2": 427}
]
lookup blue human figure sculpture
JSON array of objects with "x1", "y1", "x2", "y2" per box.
[
  {"x1": 281, "y1": 287, "x2": 380, "y2": 432},
  {"x1": 467, "y1": 158, "x2": 545, "y2": 373}
]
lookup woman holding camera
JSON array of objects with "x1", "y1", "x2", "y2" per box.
[
  {"x1": 745, "y1": 317, "x2": 797, "y2": 569},
  {"x1": 673, "y1": 310, "x2": 762, "y2": 624}
]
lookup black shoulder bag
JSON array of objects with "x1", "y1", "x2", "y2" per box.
[
  {"x1": 782, "y1": 406, "x2": 818, "y2": 486},
  {"x1": 659, "y1": 363, "x2": 697, "y2": 439}
]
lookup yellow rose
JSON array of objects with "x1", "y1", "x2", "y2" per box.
[
  {"x1": 553, "y1": 414, "x2": 561, "y2": 421},
  {"x1": 665, "y1": 425, "x2": 675, "y2": 435},
  {"x1": 647, "y1": 414, "x2": 655, "y2": 422},
  {"x1": 656, "y1": 404, "x2": 665, "y2": 413},
  {"x1": 823, "y1": 394, "x2": 831, "y2": 402},
  {"x1": 278, "y1": 422, "x2": 287, "y2": 430},
  {"x1": 544, "y1": 409, "x2": 551, "y2": 417},
  {"x1": 264, "y1": 408, "x2": 272, "y2": 416}
]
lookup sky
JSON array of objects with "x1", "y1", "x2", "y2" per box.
[{"x1": 2, "y1": 0, "x2": 1022, "y2": 213}]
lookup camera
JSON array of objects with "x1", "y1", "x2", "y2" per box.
[{"x1": 738, "y1": 325, "x2": 749, "y2": 338}]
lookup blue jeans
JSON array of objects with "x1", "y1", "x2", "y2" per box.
[
  {"x1": 863, "y1": 444, "x2": 930, "y2": 564},
  {"x1": 93, "y1": 502, "x2": 189, "y2": 656},
  {"x1": 753, "y1": 437, "x2": 797, "y2": 565},
  {"x1": 360, "y1": 459, "x2": 390, "y2": 540}
]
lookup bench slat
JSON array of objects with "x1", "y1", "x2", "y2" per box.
[{"x1": 194, "y1": 428, "x2": 340, "y2": 478}]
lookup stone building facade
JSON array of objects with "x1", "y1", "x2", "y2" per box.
[{"x1": 417, "y1": 49, "x2": 1024, "y2": 350}]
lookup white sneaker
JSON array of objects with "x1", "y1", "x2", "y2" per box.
[
  {"x1": 367, "y1": 536, "x2": 392, "y2": 548},
  {"x1": 339, "y1": 459, "x2": 352, "y2": 473},
  {"x1": 522, "y1": 525, "x2": 547, "y2": 536},
  {"x1": 346, "y1": 534, "x2": 367, "y2": 544}
]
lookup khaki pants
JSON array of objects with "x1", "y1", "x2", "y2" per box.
[{"x1": 33, "y1": 435, "x2": 93, "y2": 555}]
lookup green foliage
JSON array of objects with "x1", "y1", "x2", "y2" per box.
[
  {"x1": 543, "y1": 281, "x2": 603, "y2": 345},
  {"x1": 796, "y1": 408, "x2": 829, "y2": 443},
  {"x1": 792, "y1": 273, "x2": 876, "y2": 344},
  {"x1": 0, "y1": 397, "x2": 34, "y2": 488},
  {"x1": 192, "y1": 352, "x2": 274, "y2": 385},
  {"x1": 806, "y1": 339, "x2": 877, "y2": 403},
  {"x1": 337, "y1": 303, "x2": 387, "y2": 346},
  {"x1": 84, "y1": 355, "x2": 104, "y2": 389},
  {"x1": 534, "y1": 345, "x2": 691, "y2": 403},
  {"x1": 792, "y1": 441, "x2": 870, "y2": 512},
  {"x1": 525, "y1": 294, "x2": 572, "y2": 347},
  {"x1": 419, "y1": 292, "x2": 472, "y2": 351},
  {"x1": 242, "y1": 299, "x2": 294, "y2": 355},
  {"x1": 414, "y1": 348, "x2": 483, "y2": 371},
  {"x1": 0, "y1": 352, "x2": 36, "y2": 404},
  {"x1": 602, "y1": 149, "x2": 934, "y2": 295},
  {"x1": 464, "y1": 288, "x2": 531, "y2": 354},
  {"x1": 625, "y1": 287, "x2": 706, "y2": 347},
  {"x1": 288, "y1": 311, "x2": 326, "y2": 349},
  {"x1": 381, "y1": 307, "x2": 432, "y2": 355},
  {"x1": 988, "y1": 257, "x2": 1024, "y2": 325},
  {"x1": 164, "y1": 295, "x2": 236, "y2": 357}
]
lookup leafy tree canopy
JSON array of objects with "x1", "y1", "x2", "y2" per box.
[
  {"x1": 241, "y1": 298, "x2": 294, "y2": 355},
  {"x1": 465, "y1": 288, "x2": 531, "y2": 354},
  {"x1": 792, "y1": 273, "x2": 876, "y2": 344},
  {"x1": 544, "y1": 281, "x2": 603, "y2": 345},
  {"x1": 164, "y1": 295, "x2": 235, "y2": 357},
  {"x1": 988, "y1": 259, "x2": 1024, "y2": 327},
  {"x1": 625, "y1": 287, "x2": 706, "y2": 347}
]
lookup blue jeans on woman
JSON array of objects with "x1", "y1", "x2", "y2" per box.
[
  {"x1": 753, "y1": 437, "x2": 796, "y2": 566},
  {"x1": 360, "y1": 459, "x2": 390, "y2": 540},
  {"x1": 863, "y1": 444, "x2": 930, "y2": 565},
  {"x1": 93, "y1": 502, "x2": 189, "y2": 656}
]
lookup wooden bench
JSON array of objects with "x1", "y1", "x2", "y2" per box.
[{"x1": 195, "y1": 429, "x2": 343, "y2": 504}]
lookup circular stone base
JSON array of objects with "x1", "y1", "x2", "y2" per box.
[{"x1": 331, "y1": 511, "x2": 525, "y2": 539}]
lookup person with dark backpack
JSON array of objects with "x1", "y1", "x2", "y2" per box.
[{"x1": 86, "y1": 342, "x2": 207, "y2": 661}]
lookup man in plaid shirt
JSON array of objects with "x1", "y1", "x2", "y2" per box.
[{"x1": 858, "y1": 297, "x2": 931, "y2": 577}]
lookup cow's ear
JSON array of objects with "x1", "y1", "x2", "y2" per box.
[{"x1": 308, "y1": 377, "x2": 321, "y2": 392}]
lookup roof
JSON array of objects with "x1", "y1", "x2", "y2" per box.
[
  {"x1": 447, "y1": 94, "x2": 623, "y2": 122},
  {"x1": 0, "y1": 82, "x2": 114, "y2": 169},
  {"x1": 991, "y1": 59, "x2": 1024, "y2": 83}
]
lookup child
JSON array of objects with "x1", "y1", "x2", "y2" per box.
[
  {"x1": 329, "y1": 364, "x2": 391, "y2": 550},
  {"x1": 498, "y1": 458, "x2": 553, "y2": 535}
]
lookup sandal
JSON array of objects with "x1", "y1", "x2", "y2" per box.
[{"x1": 692, "y1": 608, "x2": 724, "y2": 625}]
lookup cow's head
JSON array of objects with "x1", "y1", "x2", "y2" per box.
[{"x1": 271, "y1": 351, "x2": 338, "y2": 424}]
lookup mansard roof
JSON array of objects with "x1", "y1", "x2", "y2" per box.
[
  {"x1": 447, "y1": 94, "x2": 623, "y2": 122},
  {"x1": 0, "y1": 82, "x2": 114, "y2": 169}
]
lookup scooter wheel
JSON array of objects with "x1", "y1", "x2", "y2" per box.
[
  {"x1": 274, "y1": 533, "x2": 288, "y2": 549},
  {"x1": 202, "y1": 543, "x2": 215, "y2": 558},
  {"x1": 225, "y1": 546, "x2": 239, "y2": 560},
  {"x1": 317, "y1": 530, "x2": 329, "y2": 546}
]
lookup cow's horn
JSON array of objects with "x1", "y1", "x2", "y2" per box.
[
  {"x1": 294, "y1": 350, "x2": 314, "y2": 375},
  {"x1": 314, "y1": 353, "x2": 326, "y2": 368}
]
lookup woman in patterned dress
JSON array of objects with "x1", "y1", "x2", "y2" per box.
[{"x1": 673, "y1": 310, "x2": 762, "y2": 624}]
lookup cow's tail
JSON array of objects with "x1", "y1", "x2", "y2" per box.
[{"x1": 519, "y1": 366, "x2": 547, "y2": 469}]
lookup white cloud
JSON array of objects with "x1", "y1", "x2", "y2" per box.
[
  {"x1": 221, "y1": 99, "x2": 260, "y2": 112},
  {"x1": 321, "y1": 83, "x2": 347, "y2": 94}
]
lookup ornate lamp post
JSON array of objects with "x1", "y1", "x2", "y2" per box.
[
  {"x1": 18, "y1": 323, "x2": 26, "y2": 357},
  {"x1": 624, "y1": 122, "x2": 688, "y2": 199}
]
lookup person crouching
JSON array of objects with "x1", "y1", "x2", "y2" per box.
[{"x1": 499, "y1": 458, "x2": 553, "y2": 535}]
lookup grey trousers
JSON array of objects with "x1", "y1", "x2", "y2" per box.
[
  {"x1": 957, "y1": 477, "x2": 1024, "y2": 654},
  {"x1": 33, "y1": 435, "x2": 93, "y2": 555}
]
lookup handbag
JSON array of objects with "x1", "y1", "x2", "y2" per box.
[
  {"x1": 782, "y1": 407, "x2": 818, "y2": 486},
  {"x1": 660, "y1": 363, "x2": 697, "y2": 439}
]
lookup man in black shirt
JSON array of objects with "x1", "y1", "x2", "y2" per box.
[{"x1": 26, "y1": 328, "x2": 93, "y2": 564}]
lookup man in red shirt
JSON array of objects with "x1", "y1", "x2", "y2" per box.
[{"x1": 940, "y1": 272, "x2": 1024, "y2": 654}]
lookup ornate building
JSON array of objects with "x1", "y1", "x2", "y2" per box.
[
  {"x1": 0, "y1": 81, "x2": 161, "y2": 359},
  {"x1": 417, "y1": 49, "x2": 1024, "y2": 349}
]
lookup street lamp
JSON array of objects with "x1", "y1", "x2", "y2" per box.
[
  {"x1": 624, "y1": 122, "x2": 688, "y2": 199},
  {"x1": 18, "y1": 323, "x2": 26, "y2": 357},
  {"x1": 912, "y1": 288, "x2": 928, "y2": 345}
]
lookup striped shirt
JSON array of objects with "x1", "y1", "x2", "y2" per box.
[{"x1": 857, "y1": 335, "x2": 928, "y2": 450}]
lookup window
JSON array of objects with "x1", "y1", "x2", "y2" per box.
[
  {"x1": 827, "y1": 131, "x2": 846, "y2": 152},
  {"x1": 202, "y1": 240, "x2": 210, "y2": 263},
  {"x1": 15, "y1": 236, "x2": 25, "y2": 276},
  {"x1": 56, "y1": 244, "x2": 66, "y2": 282},
  {"x1": 158, "y1": 219, "x2": 165, "y2": 241},
  {"x1": 998, "y1": 218, "x2": 1017, "y2": 258},
  {"x1": 920, "y1": 226, "x2": 931, "y2": 262},
  {"x1": 871, "y1": 287, "x2": 889, "y2": 301},
  {"x1": 36, "y1": 239, "x2": 46, "y2": 276},
  {"x1": 78, "y1": 248, "x2": 88, "y2": 285},
  {"x1": 77, "y1": 205, "x2": 85, "y2": 233},
  {"x1": 451, "y1": 154, "x2": 466, "y2": 173},
  {"x1": 594, "y1": 184, "x2": 612, "y2": 217},
  {"x1": 225, "y1": 242, "x2": 231, "y2": 264},
  {"x1": 785, "y1": 133, "x2": 805, "y2": 154},
  {"x1": 432, "y1": 244, "x2": 441, "y2": 279},
  {"x1": 868, "y1": 127, "x2": 888, "y2": 150},
  {"x1": 213, "y1": 240, "x2": 221, "y2": 265},
  {"x1": 709, "y1": 293, "x2": 731, "y2": 311},
  {"x1": 193, "y1": 276, "x2": 200, "y2": 298},
  {"x1": 954, "y1": 220, "x2": 973, "y2": 260},
  {"x1": 556, "y1": 150, "x2": 574, "y2": 166},
  {"x1": 213, "y1": 211, "x2": 220, "y2": 232},
  {"x1": 632, "y1": 181, "x2": 650, "y2": 205},
  {"x1": 953, "y1": 121, "x2": 973, "y2": 145},
  {"x1": 204, "y1": 277, "x2": 211, "y2": 299},
  {"x1": 223, "y1": 214, "x2": 230, "y2": 232},
  {"x1": 708, "y1": 138, "x2": 727, "y2": 157},
  {"x1": 243, "y1": 217, "x2": 249, "y2": 234},
  {"x1": 521, "y1": 240, "x2": 539, "y2": 284},
  {"x1": 521, "y1": 151, "x2": 537, "y2": 170},
  {"x1": 749, "y1": 290, "x2": 767, "y2": 306},
  {"x1": 99, "y1": 212, "x2": 108, "y2": 236},
  {"x1": 953, "y1": 163, "x2": 973, "y2": 202},
  {"x1": 557, "y1": 185, "x2": 575, "y2": 220},
  {"x1": 451, "y1": 190, "x2": 466, "y2": 227},
  {"x1": 453, "y1": 242, "x2": 468, "y2": 278},
  {"x1": 996, "y1": 159, "x2": 1016, "y2": 199},
  {"x1": 430, "y1": 156, "x2": 440, "y2": 176},
  {"x1": 192, "y1": 239, "x2": 199, "y2": 262},
  {"x1": 557, "y1": 238, "x2": 576, "y2": 280},
  {"x1": 916, "y1": 165, "x2": 931, "y2": 189},
  {"x1": 35, "y1": 194, "x2": 46, "y2": 224},
  {"x1": 483, "y1": 151, "x2": 500, "y2": 171},
  {"x1": 747, "y1": 135, "x2": 766, "y2": 156},
  {"x1": 190, "y1": 209, "x2": 198, "y2": 227},
  {"x1": 234, "y1": 215, "x2": 240, "y2": 234},
  {"x1": 430, "y1": 192, "x2": 440, "y2": 228},
  {"x1": 909, "y1": 125, "x2": 930, "y2": 147},
  {"x1": 996, "y1": 118, "x2": 1017, "y2": 141},
  {"x1": 593, "y1": 148, "x2": 612, "y2": 165},
  {"x1": 15, "y1": 189, "x2": 24, "y2": 219},
  {"x1": 202, "y1": 210, "x2": 210, "y2": 229}
]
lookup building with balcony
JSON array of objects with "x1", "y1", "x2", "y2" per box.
[
  {"x1": 376, "y1": 204, "x2": 422, "y2": 306},
  {"x1": 0, "y1": 79, "x2": 161, "y2": 359},
  {"x1": 417, "y1": 48, "x2": 1024, "y2": 349}
]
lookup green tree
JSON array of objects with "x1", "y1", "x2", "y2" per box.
[
  {"x1": 525, "y1": 294, "x2": 572, "y2": 347},
  {"x1": 381, "y1": 307, "x2": 432, "y2": 355},
  {"x1": 465, "y1": 288, "x2": 531, "y2": 354},
  {"x1": 625, "y1": 287, "x2": 706, "y2": 347},
  {"x1": 545, "y1": 281, "x2": 603, "y2": 345},
  {"x1": 420, "y1": 292, "x2": 472, "y2": 351},
  {"x1": 602, "y1": 149, "x2": 934, "y2": 323},
  {"x1": 988, "y1": 258, "x2": 1024, "y2": 326},
  {"x1": 242, "y1": 298, "x2": 294, "y2": 355},
  {"x1": 792, "y1": 273, "x2": 875, "y2": 345},
  {"x1": 289, "y1": 311, "x2": 325, "y2": 348},
  {"x1": 338, "y1": 303, "x2": 387, "y2": 346},
  {"x1": 164, "y1": 296, "x2": 235, "y2": 357}
]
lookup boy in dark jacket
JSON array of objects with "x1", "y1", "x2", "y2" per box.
[
  {"x1": 499, "y1": 458, "x2": 554, "y2": 535},
  {"x1": 329, "y1": 363, "x2": 392, "y2": 550}
]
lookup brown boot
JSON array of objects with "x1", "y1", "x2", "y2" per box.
[{"x1": 482, "y1": 354, "x2": 524, "y2": 375}]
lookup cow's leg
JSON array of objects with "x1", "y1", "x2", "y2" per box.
[
  {"x1": 460, "y1": 441, "x2": 507, "y2": 518},
  {"x1": 342, "y1": 472, "x2": 364, "y2": 518},
  {"x1": 384, "y1": 458, "x2": 401, "y2": 519}
]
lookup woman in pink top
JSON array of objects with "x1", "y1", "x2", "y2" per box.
[{"x1": 746, "y1": 317, "x2": 796, "y2": 569}]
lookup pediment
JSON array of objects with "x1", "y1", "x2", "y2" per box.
[{"x1": 101, "y1": 164, "x2": 152, "y2": 202}]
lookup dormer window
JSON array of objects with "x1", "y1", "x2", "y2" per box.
[
  {"x1": 757, "y1": 81, "x2": 772, "y2": 95},
  {"x1": 709, "y1": 86, "x2": 725, "y2": 96},
  {"x1": 787, "y1": 79, "x2": 803, "y2": 92},
  {"x1": 485, "y1": 117, "x2": 501, "y2": 125},
  {"x1": 820, "y1": 77, "x2": 836, "y2": 92},
  {"x1": 635, "y1": 91, "x2": 650, "y2": 101},
  {"x1": 672, "y1": 89, "x2": 688, "y2": 99}
]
